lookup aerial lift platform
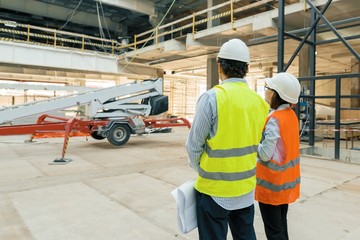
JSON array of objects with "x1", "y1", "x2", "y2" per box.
[{"x1": 0, "y1": 78, "x2": 190, "y2": 163}]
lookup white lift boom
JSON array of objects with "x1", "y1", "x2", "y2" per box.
[
  {"x1": 0, "y1": 78, "x2": 164, "y2": 124},
  {"x1": 0, "y1": 78, "x2": 190, "y2": 163}
]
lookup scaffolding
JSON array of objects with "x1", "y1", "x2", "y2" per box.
[{"x1": 277, "y1": 0, "x2": 360, "y2": 159}]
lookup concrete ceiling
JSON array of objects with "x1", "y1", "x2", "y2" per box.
[
  {"x1": 119, "y1": 0, "x2": 360, "y2": 78},
  {"x1": 0, "y1": 0, "x2": 359, "y2": 81},
  {"x1": 0, "y1": 0, "x2": 210, "y2": 39}
]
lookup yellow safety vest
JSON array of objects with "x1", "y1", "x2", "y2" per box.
[{"x1": 195, "y1": 81, "x2": 269, "y2": 197}]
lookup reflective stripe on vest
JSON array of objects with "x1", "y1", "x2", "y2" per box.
[
  {"x1": 255, "y1": 108, "x2": 300, "y2": 205},
  {"x1": 257, "y1": 157, "x2": 300, "y2": 172},
  {"x1": 205, "y1": 144, "x2": 258, "y2": 158},
  {"x1": 257, "y1": 176, "x2": 301, "y2": 192},
  {"x1": 195, "y1": 81, "x2": 269, "y2": 197},
  {"x1": 198, "y1": 166, "x2": 256, "y2": 181}
]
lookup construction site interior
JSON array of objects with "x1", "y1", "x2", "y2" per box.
[{"x1": 0, "y1": 0, "x2": 359, "y2": 240}]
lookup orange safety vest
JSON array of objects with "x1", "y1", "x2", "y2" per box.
[{"x1": 255, "y1": 108, "x2": 300, "y2": 205}]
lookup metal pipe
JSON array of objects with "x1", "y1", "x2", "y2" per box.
[
  {"x1": 335, "y1": 77, "x2": 341, "y2": 159},
  {"x1": 309, "y1": 7, "x2": 316, "y2": 146},
  {"x1": 250, "y1": 17, "x2": 360, "y2": 45},
  {"x1": 277, "y1": 0, "x2": 285, "y2": 72},
  {"x1": 307, "y1": 0, "x2": 360, "y2": 61},
  {"x1": 316, "y1": 34, "x2": 360, "y2": 45},
  {"x1": 284, "y1": 0, "x2": 333, "y2": 71}
]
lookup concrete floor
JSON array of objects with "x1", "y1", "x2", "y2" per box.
[{"x1": 0, "y1": 127, "x2": 359, "y2": 240}]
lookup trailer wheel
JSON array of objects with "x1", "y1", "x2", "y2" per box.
[
  {"x1": 90, "y1": 131, "x2": 106, "y2": 140},
  {"x1": 107, "y1": 124, "x2": 130, "y2": 146}
]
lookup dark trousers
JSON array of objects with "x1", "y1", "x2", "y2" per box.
[
  {"x1": 195, "y1": 190, "x2": 256, "y2": 240},
  {"x1": 258, "y1": 202, "x2": 289, "y2": 240}
]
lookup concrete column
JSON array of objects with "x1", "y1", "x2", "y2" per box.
[
  {"x1": 150, "y1": 11, "x2": 165, "y2": 43},
  {"x1": 206, "y1": 57, "x2": 219, "y2": 90},
  {"x1": 24, "y1": 89, "x2": 28, "y2": 103},
  {"x1": 298, "y1": 45, "x2": 311, "y2": 141},
  {"x1": 299, "y1": 45, "x2": 312, "y2": 99},
  {"x1": 207, "y1": 0, "x2": 221, "y2": 28},
  {"x1": 299, "y1": 45, "x2": 310, "y2": 77},
  {"x1": 115, "y1": 24, "x2": 129, "y2": 53},
  {"x1": 71, "y1": 80, "x2": 86, "y2": 116},
  {"x1": 115, "y1": 76, "x2": 127, "y2": 86},
  {"x1": 71, "y1": 79, "x2": 86, "y2": 87},
  {"x1": 264, "y1": 67, "x2": 273, "y2": 78},
  {"x1": 257, "y1": 67, "x2": 273, "y2": 93}
]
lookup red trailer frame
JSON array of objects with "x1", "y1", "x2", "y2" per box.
[{"x1": 0, "y1": 114, "x2": 191, "y2": 164}]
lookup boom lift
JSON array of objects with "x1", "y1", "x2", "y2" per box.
[{"x1": 0, "y1": 78, "x2": 190, "y2": 163}]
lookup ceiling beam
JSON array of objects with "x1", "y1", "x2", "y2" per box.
[
  {"x1": 118, "y1": 62, "x2": 163, "y2": 78},
  {"x1": 0, "y1": 0, "x2": 120, "y2": 31},
  {"x1": 96, "y1": 0, "x2": 155, "y2": 16}
]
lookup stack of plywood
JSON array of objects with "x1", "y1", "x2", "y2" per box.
[{"x1": 316, "y1": 120, "x2": 360, "y2": 140}]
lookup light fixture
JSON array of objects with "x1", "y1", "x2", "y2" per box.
[{"x1": 146, "y1": 58, "x2": 165, "y2": 65}]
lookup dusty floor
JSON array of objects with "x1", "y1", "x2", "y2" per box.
[{"x1": 0, "y1": 127, "x2": 359, "y2": 240}]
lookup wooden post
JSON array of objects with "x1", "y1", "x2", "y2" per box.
[
  {"x1": 54, "y1": 30, "x2": 57, "y2": 48},
  {"x1": 192, "y1": 13, "x2": 196, "y2": 40},
  {"x1": 231, "y1": 0, "x2": 234, "y2": 29},
  {"x1": 82, "y1": 34, "x2": 84, "y2": 50},
  {"x1": 27, "y1": 25, "x2": 30, "y2": 43},
  {"x1": 155, "y1": 28, "x2": 158, "y2": 47}
]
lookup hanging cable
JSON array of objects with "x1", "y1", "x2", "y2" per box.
[
  {"x1": 96, "y1": 2, "x2": 104, "y2": 39},
  {"x1": 120, "y1": 0, "x2": 177, "y2": 72},
  {"x1": 96, "y1": 1, "x2": 110, "y2": 52},
  {"x1": 98, "y1": 0, "x2": 112, "y2": 40},
  {"x1": 58, "y1": 0, "x2": 83, "y2": 30}
]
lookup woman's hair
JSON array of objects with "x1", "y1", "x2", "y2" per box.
[
  {"x1": 270, "y1": 90, "x2": 288, "y2": 109},
  {"x1": 217, "y1": 57, "x2": 248, "y2": 78}
]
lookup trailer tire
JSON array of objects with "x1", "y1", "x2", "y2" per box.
[
  {"x1": 91, "y1": 131, "x2": 106, "y2": 140},
  {"x1": 107, "y1": 124, "x2": 130, "y2": 146}
]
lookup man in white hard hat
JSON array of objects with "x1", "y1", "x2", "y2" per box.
[{"x1": 186, "y1": 38, "x2": 269, "y2": 240}]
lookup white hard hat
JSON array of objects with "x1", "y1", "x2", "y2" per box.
[
  {"x1": 217, "y1": 39, "x2": 250, "y2": 63},
  {"x1": 265, "y1": 72, "x2": 301, "y2": 104}
]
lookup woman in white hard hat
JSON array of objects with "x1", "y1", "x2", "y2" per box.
[
  {"x1": 186, "y1": 38, "x2": 269, "y2": 240},
  {"x1": 255, "y1": 72, "x2": 301, "y2": 240}
]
